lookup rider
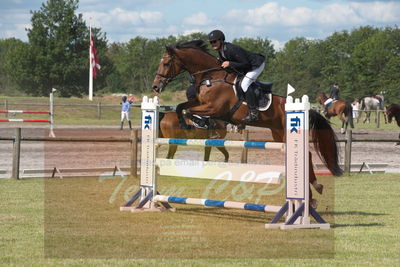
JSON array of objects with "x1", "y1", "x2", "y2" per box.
[
  {"x1": 324, "y1": 83, "x2": 340, "y2": 115},
  {"x1": 330, "y1": 83, "x2": 340, "y2": 101},
  {"x1": 208, "y1": 29, "x2": 265, "y2": 122}
]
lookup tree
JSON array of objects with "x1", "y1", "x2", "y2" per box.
[
  {"x1": 0, "y1": 38, "x2": 26, "y2": 95},
  {"x1": 8, "y1": 0, "x2": 109, "y2": 97}
]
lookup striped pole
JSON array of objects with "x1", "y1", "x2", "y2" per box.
[
  {"x1": 0, "y1": 119, "x2": 50, "y2": 123},
  {"x1": 0, "y1": 110, "x2": 50, "y2": 114},
  {"x1": 157, "y1": 138, "x2": 284, "y2": 150},
  {"x1": 154, "y1": 195, "x2": 281, "y2": 213}
]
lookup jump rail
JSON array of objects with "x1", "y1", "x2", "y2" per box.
[
  {"x1": 0, "y1": 89, "x2": 55, "y2": 137},
  {"x1": 120, "y1": 94, "x2": 330, "y2": 230}
]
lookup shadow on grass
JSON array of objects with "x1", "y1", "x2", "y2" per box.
[
  {"x1": 324, "y1": 211, "x2": 387, "y2": 216},
  {"x1": 332, "y1": 223, "x2": 384, "y2": 228},
  {"x1": 170, "y1": 207, "x2": 274, "y2": 223}
]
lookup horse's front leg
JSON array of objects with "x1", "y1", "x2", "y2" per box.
[
  {"x1": 186, "y1": 103, "x2": 221, "y2": 117},
  {"x1": 176, "y1": 100, "x2": 199, "y2": 129}
]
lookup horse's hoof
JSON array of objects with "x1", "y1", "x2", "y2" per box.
[
  {"x1": 310, "y1": 199, "x2": 318, "y2": 209},
  {"x1": 314, "y1": 183, "x2": 324, "y2": 194}
]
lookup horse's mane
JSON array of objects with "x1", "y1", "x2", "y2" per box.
[{"x1": 169, "y1": 39, "x2": 210, "y2": 54}]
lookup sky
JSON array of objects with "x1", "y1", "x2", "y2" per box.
[{"x1": 1, "y1": 0, "x2": 399, "y2": 49}]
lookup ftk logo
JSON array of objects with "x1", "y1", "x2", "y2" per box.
[
  {"x1": 290, "y1": 116, "x2": 301, "y2": 134},
  {"x1": 143, "y1": 111, "x2": 154, "y2": 130}
]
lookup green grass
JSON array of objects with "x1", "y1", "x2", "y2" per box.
[
  {"x1": 0, "y1": 92, "x2": 183, "y2": 126},
  {"x1": 1, "y1": 173, "x2": 399, "y2": 266},
  {"x1": 2, "y1": 95, "x2": 399, "y2": 131}
]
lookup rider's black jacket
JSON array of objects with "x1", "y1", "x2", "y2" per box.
[
  {"x1": 218, "y1": 42, "x2": 265, "y2": 73},
  {"x1": 330, "y1": 86, "x2": 340, "y2": 100}
]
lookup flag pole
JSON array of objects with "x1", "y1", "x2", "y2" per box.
[{"x1": 88, "y1": 19, "x2": 93, "y2": 101}]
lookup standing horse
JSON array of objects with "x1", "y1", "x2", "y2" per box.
[
  {"x1": 159, "y1": 112, "x2": 229, "y2": 161},
  {"x1": 317, "y1": 93, "x2": 354, "y2": 134},
  {"x1": 386, "y1": 104, "x2": 400, "y2": 145},
  {"x1": 152, "y1": 40, "x2": 343, "y2": 205},
  {"x1": 359, "y1": 92, "x2": 387, "y2": 124}
]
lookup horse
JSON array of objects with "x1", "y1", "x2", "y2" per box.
[
  {"x1": 359, "y1": 91, "x2": 387, "y2": 124},
  {"x1": 317, "y1": 93, "x2": 354, "y2": 134},
  {"x1": 152, "y1": 40, "x2": 343, "y2": 206},
  {"x1": 386, "y1": 104, "x2": 400, "y2": 145},
  {"x1": 159, "y1": 112, "x2": 229, "y2": 162}
]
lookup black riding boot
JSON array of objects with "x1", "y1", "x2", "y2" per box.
[
  {"x1": 243, "y1": 86, "x2": 259, "y2": 123},
  {"x1": 128, "y1": 120, "x2": 132, "y2": 130},
  {"x1": 120, "y1": 122, "x2": 124, "y2": 130}
]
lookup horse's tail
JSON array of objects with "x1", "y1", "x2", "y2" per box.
[
  {"x1": 359, "y1": 97, "x2": 366, "y2": 110},
  {"x1": 309, "y1": 109, "x2": 343, "y2": 176},
  {"x1": 345, "y1": 101, "x2": 354, "y2": 128}
]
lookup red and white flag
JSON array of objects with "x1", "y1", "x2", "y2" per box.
[{"x1": 90, "y1": 35, "x2": 100, "y2": 78}]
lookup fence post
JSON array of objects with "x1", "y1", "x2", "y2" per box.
[
  {"x1": 130, "y1": 129, "x2": 138, "y2": 178},
  {"x1": 344, "y1": 129, "x2": 352, "y2": 174},
  {"x1": 241, "y1": 129, "x2": 249, "y2": 163},
  {"x1": 97, "y1": 102, "x2": 102, "y2": 120},
  {"x1": 12, "y1": 128, "x2": 21, "y2": 179}
]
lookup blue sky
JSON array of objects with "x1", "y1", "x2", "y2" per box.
[{"x1": 1, "y1": 0, "x2": 399, "y2": 49}]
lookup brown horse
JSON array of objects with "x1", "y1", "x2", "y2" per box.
[
  {"x1": 159, "y1": 112, "x2": 229, "y2": 161},
  {"x1": 386, "y1": 104, "x2": 400, "y2": 145},
  {"x1": 318, "y1": 93, "x2": 354, "y2": 134},
  {"x1": 152, "y1": 40, "x2": 343, "y2": 204}
]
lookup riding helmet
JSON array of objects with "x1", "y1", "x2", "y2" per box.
[{"x1": 208, "y1": 30, "x2": 225, "y2": 42}]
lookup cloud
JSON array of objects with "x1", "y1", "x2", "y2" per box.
[
  {"x1": 225, "y1": 2, "x2": 314, "y2": 27},
  {"x1": 82, "y1": 8, "x2": 164, "y2": 42},
  {"x1": 183, "y1": 12, "x2": 212, "y2": 26},
  {"x1": 225, "y1": 1, "x2": 400, "y2": 28},
  {"x1": 350, "y1": 1, "x2": 400, "y2": 22}
]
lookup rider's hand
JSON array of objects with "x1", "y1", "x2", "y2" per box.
[{"x1": 221, "y1": 61, "x2": 230, "y2": 68}]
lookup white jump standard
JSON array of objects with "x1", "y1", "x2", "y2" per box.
[{"x1": 121, "y1": 95, "x2": 330, "y2": 229}]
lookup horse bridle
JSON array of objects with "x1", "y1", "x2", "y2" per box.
[
  {"x1": 156, "y1": 52, "x2": 239, "y2": 90},
  {"x1": 155, "y1": 55, "x2": 186, "y2": 88}
]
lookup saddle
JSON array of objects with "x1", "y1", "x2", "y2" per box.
[{"x1": 234, "y1": 76, "x2": 273, "y2": 111}]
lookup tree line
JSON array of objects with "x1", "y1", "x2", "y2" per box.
[{"x1": 0, "y1": 0, "x2": 399, "y2": 103}]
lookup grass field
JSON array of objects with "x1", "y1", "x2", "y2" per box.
[
  {"x1": 1, "y1": 173, "x2": 399, "y2": 266},
  {"x1": 1, "y1": 94, "x2": 398, "y2": 131}
]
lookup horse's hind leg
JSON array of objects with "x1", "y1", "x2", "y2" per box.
[
  {"x1": 217, "y1": 147, "x2": 229, "y2": 162},
  {"x1": 341, "y1": 119, "x2": 347, "y2": 134},
  {"x1": 204, "y1": 146, "x2": 212, "y2": 161}
]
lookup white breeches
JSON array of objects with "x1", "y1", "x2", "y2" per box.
[
  {"x1": 324, "y1": 98, "x2": 333, "y2": 106},
  {"x1": 121, "y1": 111, "x2": 130, "y2": 122},
  {"x1": 241, "y1": 62, "x2": 265, "y2": 92}
]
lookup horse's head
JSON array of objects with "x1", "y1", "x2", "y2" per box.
[
  {"x1": 152, "y1": 46, "x2": 184, "y2": 93},
  {"x1": 152, "y1": 40, "x2": 218, "y2": 94},
  {"x1": 317, "y1": 92, "x2": 327, "y2": 104}
]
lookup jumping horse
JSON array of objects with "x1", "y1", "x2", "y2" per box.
[
  {"x1": 386, "y1": 103, "x2": 400, "y2": 145},
  {"x1": 159, "y1": 112, "x2": 229, "y2": 161},
  {"x1": 152, "y1": 40, "x2": 343, "y2": 205},
  {"x1": 317, "y1": 93, "x2": 354, "y2": 134}
]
